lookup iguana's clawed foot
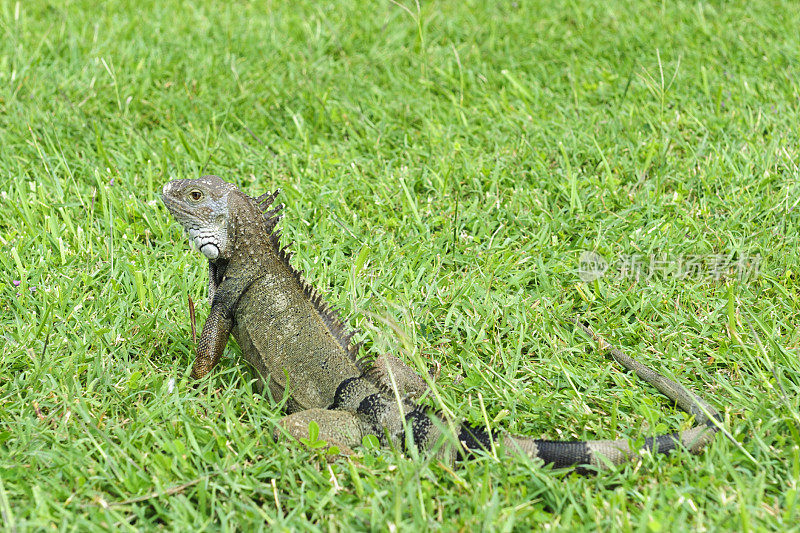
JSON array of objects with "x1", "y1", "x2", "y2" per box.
[{"x1": 275, "y1": 408, "x2": 364, "y2": 455}]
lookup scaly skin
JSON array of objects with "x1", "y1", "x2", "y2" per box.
[{"x1": 162, "y1": 175, "x2": 720, "y2": 470}]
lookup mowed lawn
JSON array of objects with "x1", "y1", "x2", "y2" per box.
[{"x1": 1, "y1": 0, "x2": 799, "y2": 530}]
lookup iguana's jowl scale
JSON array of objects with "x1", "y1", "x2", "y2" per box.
[{"x1": 162, "y1": 175, "x2": 720, "y2": 469}]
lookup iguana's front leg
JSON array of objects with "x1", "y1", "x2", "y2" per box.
[
  {"x1": 208, "y1": 261, "x2": 218, "y2": 306},
  {"x1": 192, "y1": 304, "x2": 232, "y2": 379},
  {"x1": 191, "y1": 275, "x2": 254, "y2": 380}
]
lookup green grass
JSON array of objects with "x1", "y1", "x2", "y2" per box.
[{"x1": 1, "y1": 0, "x2": 799, "y2": 529}]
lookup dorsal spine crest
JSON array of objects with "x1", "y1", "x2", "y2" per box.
[{"x1": 257, "y1": 190, "x2": 364, "y2": 364}]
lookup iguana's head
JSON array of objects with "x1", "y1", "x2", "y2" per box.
[{"x1": 161, "y1": 175, "x2": 238, "y2": 260}]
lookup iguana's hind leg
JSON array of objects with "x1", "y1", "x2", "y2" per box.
[
  {"x1": 365, "y1": 354, "x2": 429, "y2": 401},
  {"x1": 276, "y1": 408, "x2": 366, "y2": 455}
]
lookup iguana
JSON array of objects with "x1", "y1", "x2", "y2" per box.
[{"x1": 161, "y1": 175, "x2": 720, "y2": 469}]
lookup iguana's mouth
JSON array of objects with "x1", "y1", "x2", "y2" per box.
[{"x1": 161, "y1": 196, "x2": 192, "y2": 220}]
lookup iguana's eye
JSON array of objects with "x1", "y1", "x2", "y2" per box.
[{"x1": 188, "y1": 189, "x2": 204, "y2": 202}]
